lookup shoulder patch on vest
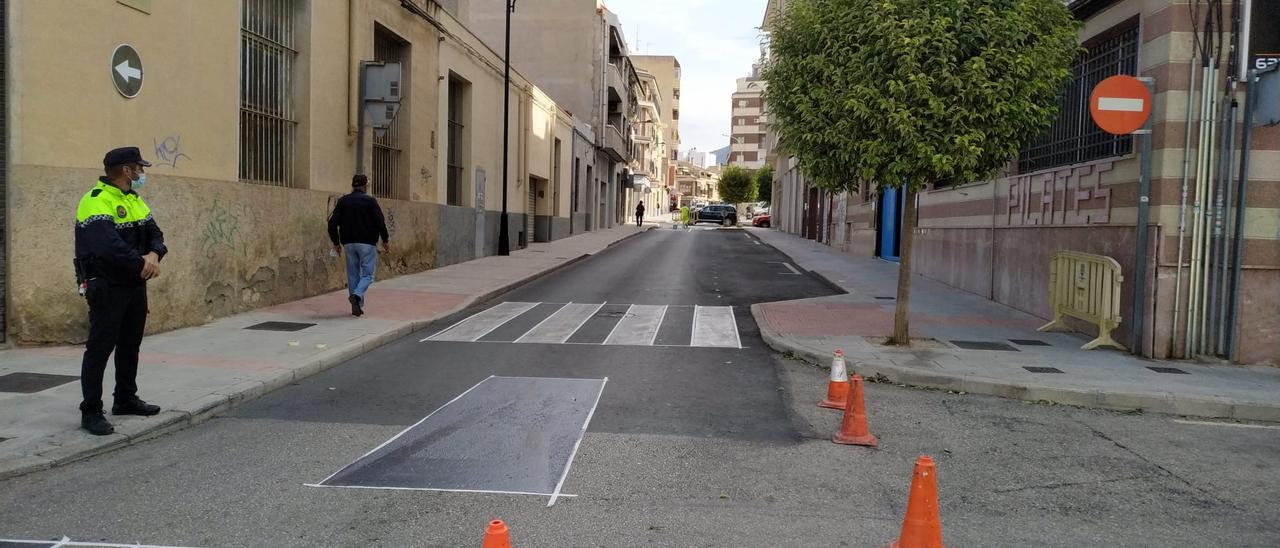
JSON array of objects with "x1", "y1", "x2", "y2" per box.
[
  {"x1": 91, "y1": 189, "x2": 103, "y2": 197},
  {"x1": 117, "y1": 206, "x2": 128, "y2": 218}
]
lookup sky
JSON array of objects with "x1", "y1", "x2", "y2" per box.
[{"x1": 604, "y1": 0, "x2": 769, "y2": 155}]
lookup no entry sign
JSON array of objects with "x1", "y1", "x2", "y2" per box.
[{"x1": 1090, "y1": 75, "x2": 1152, "y2": 135}]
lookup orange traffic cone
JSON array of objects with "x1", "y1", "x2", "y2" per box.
[
  {"x1": 819, "y1": 349, "x2": 850, "y2": 409},
  {"x1": 482, "y1": 519, "x2": 512, "y2": 548},
  {"x1": 832, "y1": 375, "x2": 877, "y2": 446},
  {"x1": 889, "y1": 456, "x2": 943, "y2": 548}
]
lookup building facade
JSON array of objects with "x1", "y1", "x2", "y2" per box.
[
  {"x1": 765, "y1": 0, "x2": 1280, "y2": 365},
  {"x1": 631, "y1": 55, "x2": 682, "y2": 195},
  {"x1": 628, "y1": 69, "x2": 668, "y2": 221},
  {"x1": 469, "y1": 0, "x2": 637, "y2": 232},
  {"x1": 2, "y1": 0, "x2": 586, "y2": 344},
  {"x1": 675, "y1": 162, "x2": 720, "y2": 207},
  {"x1": 728, "y1": 76, "x2": 767, "y2": 169}
]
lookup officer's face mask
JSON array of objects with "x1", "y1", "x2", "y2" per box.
[{"x1": 128, "y1": 166, "x2": 147, "y2": 190}]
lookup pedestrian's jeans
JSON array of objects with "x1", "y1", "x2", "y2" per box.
[
  {"x1": 344, "y1": 243, "x2": 378, "y2": 306},
  {"x1": 80, "y1": 281, "x2": 148, "y2": 414}
]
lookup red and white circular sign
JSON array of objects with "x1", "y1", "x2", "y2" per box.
[{"x1": 1089, "y1": 75, "x2": 1152, "y2": 135}]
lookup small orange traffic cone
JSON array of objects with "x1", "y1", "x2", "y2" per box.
[
  {"x1": 832, "y1": 375, "x2": 877, "y2": 446},
  {"x1": 482, "y1": 519, "x2": 512, "y2": 548},
  {"x1": 889, "y1": 456, "x2": 943, "y2": 548},
  {"x1": 819, "y1": 349, "x2": 850, "y2": 409}
]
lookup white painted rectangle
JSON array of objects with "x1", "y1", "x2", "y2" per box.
[
  {"x1": 691, "y1": 306, "x2": 741, "y2": 348},
  {"x1": 1097, "y1": 97, "x2": 1144, "y2": 112},
  {"x1": 604, "y1": 305, "x2": 668, "y2": 346},
  {"x1": 427, "y1": 302, "x2": 538, "y2": 342},
  {"x1": 517, "y1": 303, "x2": 604, "y2": 343}
]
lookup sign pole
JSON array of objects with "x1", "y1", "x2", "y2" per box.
[{"x1": 1130, "y1": 77, "x2": 1156, "y2": 354}]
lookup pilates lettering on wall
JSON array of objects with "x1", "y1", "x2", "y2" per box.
[{"x1": 1006, "y1": 162, "x2": 1114, "y2": 226}]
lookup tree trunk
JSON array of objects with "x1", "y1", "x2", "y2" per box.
[{"x1": 891, "y1": 185, "x2": 918, "y2": 346}]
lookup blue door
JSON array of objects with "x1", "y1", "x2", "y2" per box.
[{"x1": 878, "y1": 187, "x2": 902, "y2": 262}]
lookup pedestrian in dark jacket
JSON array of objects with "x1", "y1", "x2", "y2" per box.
[
  {"x1": 74, "y1": 146, "x2": 167, "y2": 435},
  {"x1": 328, "y1": 175, "x2": 389, "y2": 317},
  {"x1": 635, "y1": 201, "x2": 646, "y2": 227}
]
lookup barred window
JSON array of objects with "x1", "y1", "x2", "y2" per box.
[
  {"x1": 1018, "y1": 22, "x2": 1139, "y2": 174},
  {"x1": 240, "y1": 0, "x2": 298, "y2": 187},
  {"x1": 447, "y1": 76, "x2": 469, "y2": 206},
  {"x1": 372, "y1": 27, "x2": 408, "y2": 200}
]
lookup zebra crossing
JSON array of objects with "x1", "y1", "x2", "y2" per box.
[{"x1": 422, "y1": 302, "x2": 743, "y2": 348}]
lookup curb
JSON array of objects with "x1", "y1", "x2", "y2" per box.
[
  {"x1": 750, "y1": 303, "x2": 1280, "y2": 423},
  {"x1": 0, "y1": 229, "x2": 648, "y2": 481}
]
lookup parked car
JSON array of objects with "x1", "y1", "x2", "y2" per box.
[
  {"x1": 695, "y1": 204, "x2": 738, "y2": 226},
  {"x1": 752, "y1": 213, "x2": 771, "y2": 228}
]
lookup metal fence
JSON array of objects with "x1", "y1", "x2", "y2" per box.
[
  {"x1": 1019, "y1": 24, "x2": 1140, "y2": 174},
  {"x1": 372, "y1": 29, "x2": 406, "y2": 200},
  {"x1": 239, "y1": 0, "x2": 298, "y2": 187}
]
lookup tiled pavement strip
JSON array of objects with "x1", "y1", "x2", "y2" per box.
[
  {"x1": 0, "y1": 225, "x2": 652, "y2": 480},
  {"x1": 747, "y1": 227, "x2": 1280, "y2": 422}
]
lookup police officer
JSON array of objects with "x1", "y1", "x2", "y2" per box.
[{"x1": 74, "y1": 147, "x2": 167, "y2": 435}]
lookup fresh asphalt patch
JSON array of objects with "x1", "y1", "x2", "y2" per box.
[{"x1": 315, "y1": 376, "x2": 605, "y2": 504}]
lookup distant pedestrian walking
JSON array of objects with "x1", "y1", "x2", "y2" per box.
[
  {"x1": 635, "y1": 202, "x2": 646, "y2": 227},
  {"x1": 328, "y1": 175, "x2": 389, "y2": 317}
]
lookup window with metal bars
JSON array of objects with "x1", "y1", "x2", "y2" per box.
[
  {"x1": 1018, "y1": 22, "x2": 1139, "y2": 174},
  {"x1": 372, "y1": 27, "x2": 408, "y2": 200},
  {"x1": 239, "y1": 0, "x2": 298, "y2": 187},
  {"x1": 447, "y1": 76, "x2": 468, "y2": 206}
]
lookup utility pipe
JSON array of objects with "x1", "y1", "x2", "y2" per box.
[
  {"x1": 1198, "y1": 61, "x2": 1220, "y2": 353},
  {"x1": 1171, "y1": 57, "x2": 1199, "y2": 357},
  {"x1": 1185, "y1": 62, "x2": 1212, "y2": 357},
  {"x1": 1215, "y1": 93, "x2": 1239, "y2": 354},
  {"x1": 1225, "y1": 70, "x2": 1258, "y2": 361}
]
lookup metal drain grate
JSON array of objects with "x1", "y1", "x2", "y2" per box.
[
  {"x1": 1010, "y1": 339, "x2": 1052, "y2": 346},
  {"x1": 1024, "y1": 366, "x2": 1064, "y2": 374},
  {"x1": 245, "y1": 321, "x2": 316, "y2": 332},
  {"x1": 950, "y1": 340, "x2": 1020, "y2": 352},
  {"x1": 875, "y1": 296, "x2": 896, "y2": 300},
  {"x1": 1147, "y1": 366, "x2": 1189, "y2": 375},
  {"x1": 0, "y1": 372, "x2": 80, "y2": 393}
]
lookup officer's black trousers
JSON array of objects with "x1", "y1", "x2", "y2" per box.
[{"x1": 80, "y1": 282, "x2": 148, "y2": 414}]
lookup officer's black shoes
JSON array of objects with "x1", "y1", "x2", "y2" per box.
[
  {"x1": 112, "y1": 398, "x2": 161, "y2": 416},
  {"x1": 349, "y1": 294, "x2": 364, "y2": 317},
  {"x1": 82, "y1": 412, "x2": 115, "y2": 436}
]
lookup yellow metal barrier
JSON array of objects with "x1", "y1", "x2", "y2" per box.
[{"x1": 1038, "y1": 250, "x2": 1126, "y2": 351}]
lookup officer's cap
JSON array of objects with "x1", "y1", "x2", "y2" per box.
[{"x1": 103, "y1": 147, "x2": 152, "y2": 168}]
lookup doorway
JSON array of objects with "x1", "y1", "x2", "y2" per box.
[{"x1": 876, "y1": 186, "x2": 905, "y2": 262}]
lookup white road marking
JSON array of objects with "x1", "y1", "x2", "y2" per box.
[
  {"x1": 548, "y1": 377, "x2": 608, "y2": 507},
  {"x1": 691, "y1": 306, "x2": 741, "y2": 348},
  {"x1": 1097, "y1": 97, "x2": 1144, "y2": 112},
  {"x1": 424, "y1": 302, "x2": 538, "y2": 342},
  {"x1": 769, "y1": 261, "x2": 802, "y2": 275},
  {"x1": 1173, "y1": 419, "x2": 1280, "y2": 430},
  {"x1": 316, "y1": 376, "x2": 496, "y2": 486},
  {"x1": 605, "y1": 305, "x2": 667, "y2": 346},
  {"x1": 303, "y1": 483, "x2": 577, "y2": 498},
  {"x1": 0, "y1": 538, "x2": 207, "y2": 548},
  {"x1": 518, "y1": 303, "x2": 604, "y2": 343}
]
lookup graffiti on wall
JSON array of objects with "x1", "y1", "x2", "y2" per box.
[
  {"x1": 1007, "y1": 161, "x2": 1114, "y2": 226},
  {"x1": 153, "y1": 135, "x2": 192, "y2": 169},
  {"x1": 201, "y1": 199, "x2": 248, "y2": 258}
]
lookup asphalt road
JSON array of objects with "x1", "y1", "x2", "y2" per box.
[{"x1": 1, "y1": 227, "x2": 1278, "y2": 547}]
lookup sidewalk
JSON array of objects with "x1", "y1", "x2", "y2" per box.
[
  {"x1": 0, "y1": 225, "x2": 651, "y2": 480},
  {"x1": 748, "y1": 228, "x2": 1280, "y2": 422}
]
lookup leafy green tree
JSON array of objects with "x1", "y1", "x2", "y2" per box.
[
  {"x1": 763, "y1": 0, "x2": 1077, "y2": 345},
  {"x1": 717, "y1": 165, "x2": 758, "y2": 205},
  {"x1": 756, "y1": 165, "x2": 774, "y2": 206}
]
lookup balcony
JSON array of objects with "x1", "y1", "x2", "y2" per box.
[
  {"x1": 603, "y1": 124, "x2": 627, "y2": 162},
  {"x1": 607, "y1": 63, "x2": 626, "y2": 103}
]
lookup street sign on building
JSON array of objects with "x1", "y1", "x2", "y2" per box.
[
  {"x1": 110, "y1": 44, "x2": 143, "y2": 98},
  {"x1": 1089, "y1": 75, "x2": 1151, "y2": 136}
]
